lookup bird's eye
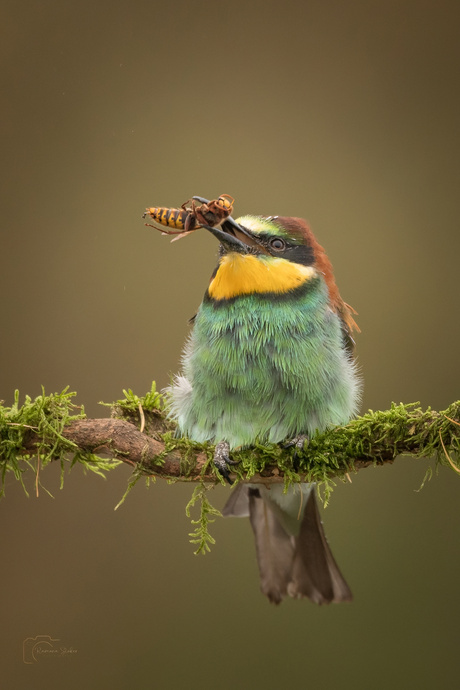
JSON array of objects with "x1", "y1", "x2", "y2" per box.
[{"x1": 269, "y1": 238, "x2": 285, "y2": 251}]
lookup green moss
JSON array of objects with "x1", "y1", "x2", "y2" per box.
[
  {"x1": 101, "y1": 381, "x2": 167, "y2": 438},
  {"x1": 185, "y1": 482, "x2": 222, "y2": 554},
  {"x1": 114, "y1": 471, "x2": 155, "y2": 511},
  {"x1": 103, "y1": 381, "x2": 163, "y2": 416},
  {"x1": 0, "y1": 388, "x2": 120, "y2": 497},
  {"x1": 1, "y1": 385, "x2": 459, "y2": 552}
]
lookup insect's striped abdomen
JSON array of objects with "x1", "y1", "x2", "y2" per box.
[{"x1": 145, "y1": 207, "x2": 187, "y2": 229}]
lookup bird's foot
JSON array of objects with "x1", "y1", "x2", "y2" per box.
[
  {"x1": 284, "y1": 434, "x2": 309, "y2": 451},
  {"x1": 214, "y1": 441, "x2": 239, "y2": 485},
  {"x1": 283, "y1": 434, "x2": 309, "y2": 471}
]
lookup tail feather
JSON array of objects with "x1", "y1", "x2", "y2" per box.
[
  {"x1": 221, "y1": 483, "x2": 250, "y2": 518},
  {"x1": 248, "y1": 489, "x2": 296, "y2": 604},
  {"x1": 223, "y1": 484, "x2": 352, "y2": 605},
  {"x1": 289, "y1": 490, "x2": 353, "y2": 603}
]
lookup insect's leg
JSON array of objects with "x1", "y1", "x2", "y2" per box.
[
  {"x1": 144, "y1": 219, "x2": 180, "y2": 235},
  {"x1": 191, "y1": 196, "x2": 209, "y2": 204}
]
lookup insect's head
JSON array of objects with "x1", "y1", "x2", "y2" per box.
[{"x1": 216, "y1": 194, "x2": 234, "y2": 211}]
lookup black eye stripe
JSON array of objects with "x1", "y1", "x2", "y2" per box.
[{"x1": 235, "y1": 229, "x2": 314, "y2": 265}]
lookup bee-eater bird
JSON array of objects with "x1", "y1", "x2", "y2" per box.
[{"x1": 166, "y1": 207, "x2": 361, "y2": 604}]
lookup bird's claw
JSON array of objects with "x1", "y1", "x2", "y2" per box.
[
  {"x1": 284, "y1": 434, "x2": 308, "y2": 450},
  {"x1": 214, "y1": 441, "x2": 239, "y2": 485},
  {"x1": 283, "y1": 434, "x2": 309, "y2": 470}
]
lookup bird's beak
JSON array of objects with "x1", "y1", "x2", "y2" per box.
[
  {"x1": 202, "y1": 218, "x2": 269, "y2": 255},
  {"x1": 202, "y1": 223, "x2": 250, "y2": 253}
]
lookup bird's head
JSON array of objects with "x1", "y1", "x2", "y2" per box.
[{"x1": 203, "y1": 214, "x2": 357, "y2": 335}]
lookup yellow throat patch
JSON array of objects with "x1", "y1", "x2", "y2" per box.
[{"x1": 208, "y1": 253, "x2": 317, "y2": 300}]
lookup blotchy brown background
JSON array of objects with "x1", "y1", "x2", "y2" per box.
[{"x1": 2, "y1": 1, "x2": 459, "y2": 688}]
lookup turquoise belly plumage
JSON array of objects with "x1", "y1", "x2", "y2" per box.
[{"x1": 169, "y1": 277, "x2": 359, "y2": 448}]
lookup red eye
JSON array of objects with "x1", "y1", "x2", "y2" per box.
[{"x1": 270, "y1": 238, "x2": 285, "y2": 251}]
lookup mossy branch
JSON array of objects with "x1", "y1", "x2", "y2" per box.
[
  {"x1": 0, "y1": 384, "x2": 460, "y2": 493},
  {"x1": 2, "y1": 384, "x2": 459, "y2": 550},
  {"x1": 1, "y1": 385, "x2": 459, "y2": 499}
]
